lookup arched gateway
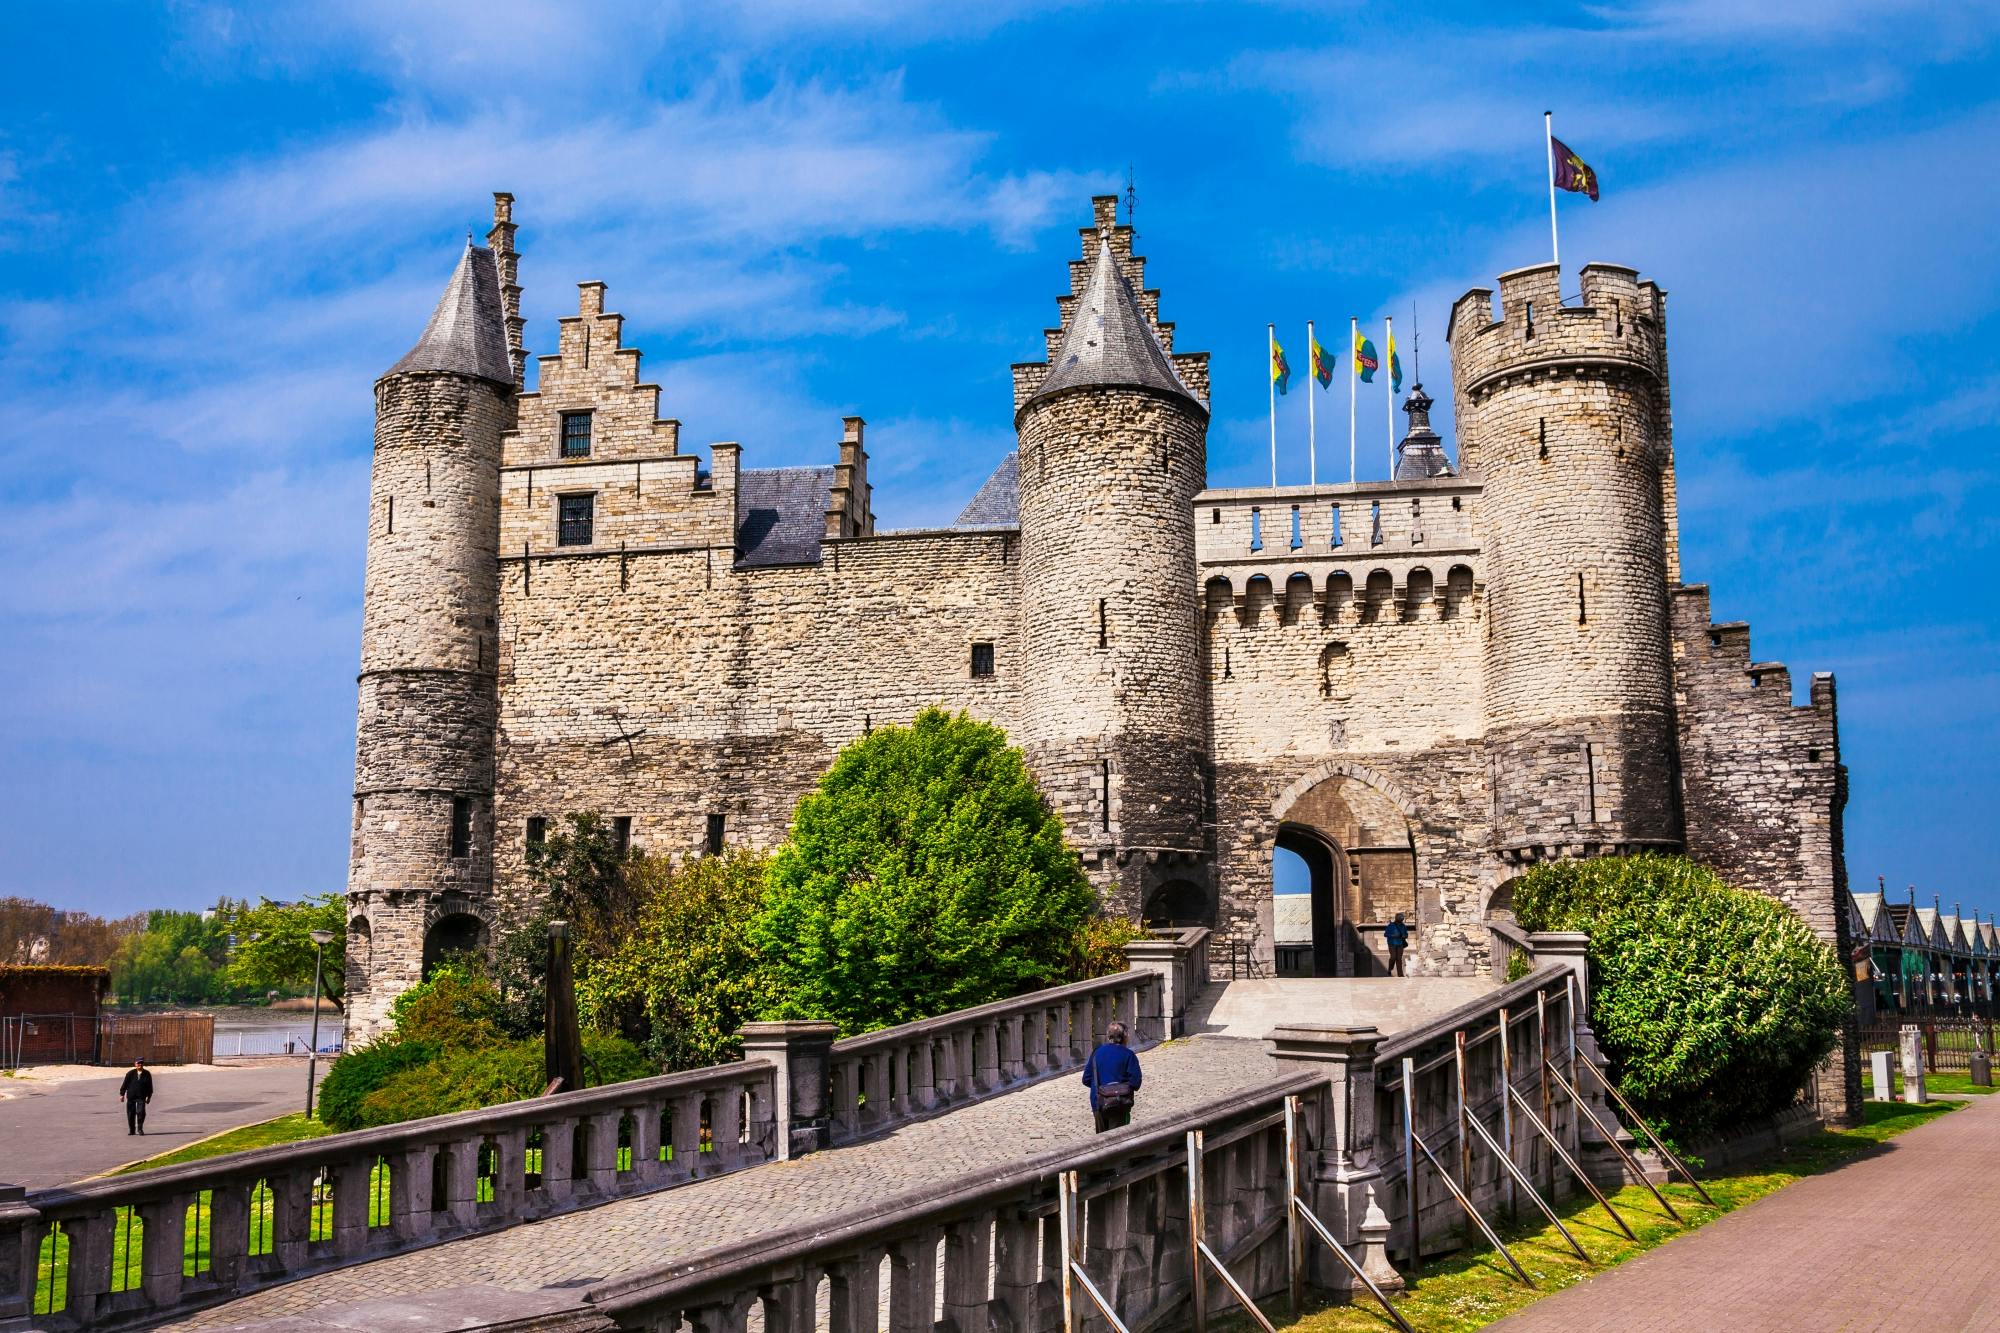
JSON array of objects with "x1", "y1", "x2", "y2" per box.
[{"x1": 1270, "y1": 766, "x2": 1419, "y2": 976}]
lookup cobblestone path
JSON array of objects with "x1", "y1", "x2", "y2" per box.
[
  {"x1": 172, "y1": 1036, "x2": 1285, "y2": 1330},
  {"x1": 1494, "y1": 1091, "x2": 2000, "y2": 1332}
]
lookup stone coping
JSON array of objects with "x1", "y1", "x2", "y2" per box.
[
  {"x1": 827, "y1": 970, "x2": 1156, "y2": 1057},
  {"x1": 1373, "y1": 965, "x2": 1571, "y2": 1067},
  {"x1": 584, "y1": 1067, "x2": 1324, "y2": 1318}
]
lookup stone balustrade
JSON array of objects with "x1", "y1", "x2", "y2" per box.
[
  {"x1": 584, "y1": 1071, "x2": 1328, "y2": 1333},
  {"x1": 823, "y1": 966, "x2": 1170, "y2": 1147},
  {"x1": 2, "y1": 1059, "x2": 776, "y2": 1331}
]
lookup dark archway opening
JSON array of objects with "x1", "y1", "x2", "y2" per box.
[
  {"x1": 1275, "y1": 823, "x2": 1351, "y2": 977},
  {"x1": 422, "y1": 913, "x2": 487, "y2": 979},
  {"x1": 1143, "y1": 878, "x2": 1214, "y2": 929}
]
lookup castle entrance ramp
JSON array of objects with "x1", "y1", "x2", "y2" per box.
[{"x1": 1186, "y1": 976, "x2": 1498, "y2": 1039}]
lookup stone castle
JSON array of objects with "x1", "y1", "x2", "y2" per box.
[{"x1": 343, "y1": 192, "x2": 1855, "y2": 1107}]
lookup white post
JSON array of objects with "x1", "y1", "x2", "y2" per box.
[
  {"x1": 1348, "y1": 317, "x2": 1358, "y2": 484},
  {"x1": 1384, "y1": 316, "x2": 1396, "y2": 480},
  {"x1": 1545, "y1": 110, "x2": 1560, "y2": 274},
  {"x1": 1306, "y1": 319, "x2": 1318, "y2": 490},
  {"x1": 1267, "y1": 323, "x2": 1278, "y2": 490}
]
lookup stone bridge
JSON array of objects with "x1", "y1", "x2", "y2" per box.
[{"x1": 2, "y1": 929, "x2": 1647, "y2": 1333}]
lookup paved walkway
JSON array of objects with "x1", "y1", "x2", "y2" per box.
[
  {"x1": 0, "y1": 1062, "x2": 318, "y2": 1189},
  {"x1": 1494, "y1": 1092, "x2": 2000, "y2": 1331},
  {"x1": 172, "y1": 1036, "x2": 1288, "y2": 1331},
  {"x1": 1189, "y1": 977, "x2": 1495, "y2": 1039}
]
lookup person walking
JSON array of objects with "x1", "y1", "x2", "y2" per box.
[
  {"x1": 1082, "y1": 1021, "x2": 1142, "y2": 1133},
  {"x1": 1384, "y1": 913, "x2": 1411, "y2": 977},
  {"x1": 118, "y1": 1058, "x2": 153, "y2": 1135}
]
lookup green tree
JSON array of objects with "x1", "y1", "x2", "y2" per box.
[
  {"x1": 579, "y1": 850, "x2": 774, "y2": 1071},
  {"x1": 222, "y1": 892, "x2": 346, "y2": 1009},
  {"x1": 111, "y1": 906, "x2": 234, "y2": 1004},
  {"x1": 1512, "y1": 853, "x2": 1851, "y2": 1147},
  {"x1": 495, "y1": 813, "x2": 642, "y2": 1036},
  {"x1": 754, "y1": 708, "x2": 1096, "y2": 1033}
]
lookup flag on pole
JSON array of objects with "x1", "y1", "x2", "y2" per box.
[
  {"x1": 1387, "y1": 326, "x2": 1402, "y2": 393},
  {"x1": 1354, "y1": 329, "x2": 1379, "y2": 384},
  {"x1": 1310, "y1": 332, "x2": 1334, "y2": 390},
  {"x1": 1272, "y1": 337, "x2": 1292, "y2": 395},
  {"x1": 1550, "y1": 136, "x2": 1600, "y2": 201}
]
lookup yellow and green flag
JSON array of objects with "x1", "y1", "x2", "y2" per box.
[
  {"x1": 1387, "y1": 326, "x2": 1402, "y2": 393},
  {"x1": 1272, "y1": 337, "x2": 1291, "y2": 395},
  {"x1": 1311, "y1": 333, "x2": 1333, "y2": 389},
  {"x1": 1354, "y1": 329, "x2": 1379, "y2": 384}
]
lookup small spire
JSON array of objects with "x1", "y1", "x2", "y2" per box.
[
  {"x1": 382, "y1": 240, "x2": 513, "y2": 385},
  {"x1": 1026, "y1": 236, "x2": 1202, "y2": 415},
  {"x1": 1393, "y1": 383, "x2": 1454, "y2": 480}
]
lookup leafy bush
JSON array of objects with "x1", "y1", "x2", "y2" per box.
[
  {"x1": 754, "y1": 708, "x2": 1096, "y2": 1033},
  {"x1": 388, "y1": 960, "x2": 504, "y2": 1051},
  {"x1": 316, "y1": 1038, "x2": 437, "y2": 1132},
  {"x1": 354, "y1": 1032, "x2": 653, "y2": 1128},
  {"x1": 580, "y1": 850, "x2": 775, "y2": 1072},
  {"x1": 1512, "y1": 853, "x2": 1849, "y2": 1146},
  {"x1": 1068, "y1": 915, "x2": 1147, "y2": 981}
]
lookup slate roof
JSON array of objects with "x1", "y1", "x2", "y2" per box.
[
  {"x1": 1393, "y1": 383, "x2": 1455, "y2": 481},
  {"x1": 1027, "y1": 238, "x2": 1203, "y2": 414},
  {"x1": 956, "y1": 452, "x2": 1020, "y2": 526},
  {"x1": 736, "y1": 467, "x2": 835, "y2": 568},
  {"x1": 384, "y1": 243, "x2": 513, "y2": 385}
]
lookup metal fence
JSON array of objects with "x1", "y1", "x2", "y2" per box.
[
  {"x1": 1859, "y1": 1019, "x2": 1994, "y2": 1073},
  {"x1": 1, "y1": 1013, "x2": 215, "y2": 1069}
]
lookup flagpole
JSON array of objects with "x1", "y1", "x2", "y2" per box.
[
  {"x1": 1348, "y1": 317, "x2": 1357, "y2": 484},
  {"x1": 1267, "y1": 324, "x2": 1277, "y2": 490},
  {"x1": 1306, "y1": 320, "x2": 1318, "y2": 489},
  {"x1": 1384, "y1": 315, "x2": 1396, "y2": 479},
  {"x1": 1545, "y1": 110, "x2": 1560, "y2": 274}
]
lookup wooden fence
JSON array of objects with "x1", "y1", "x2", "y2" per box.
[{"x1": 1, "y1": 1014, "x2": 214, "y2": 1069}]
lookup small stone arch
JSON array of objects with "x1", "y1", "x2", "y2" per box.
[
  {"x1": 1270, "y1": 759, "x2": 1423, "y2": 823},
  {"x1": 1444, "y1": 564, "x2": 1476, "y2": 619},
  {"x1": 1360, "y1": 569, "x2": 1394, "y2": 623},
  {"x1": 421, "y1": 894, "x2": 495, "y2": 978},
  {"x1": 1281, "y1": 573, "x2": 1316, "y2": 625},
  {"x1": 1241, "y1": 574, "x2": 1275, "y2": 625},
  {"x1": 1402, "y1": 567, "x2": 1434, "y2": 622},
  {"x1": 1324, "y1": 571, "x2": 1354, "y2": 626},
  {"x1": 1482, "y1": 875, "x2": 1523, "y2": 923},
  {"x1": 1143, "y1": 878, "x2": 1214, "y2": 929},
  {"x1": 1204, "y1": 576, "x2": 1233, "y2": 622},
  {"x1": 347, "y1": 915, "x2": 373, "y2": 975}
]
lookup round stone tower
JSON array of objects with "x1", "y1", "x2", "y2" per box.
[
  {"x1": 1447, "y1": 261, "x2": 1682, "y2": 868},
  {"x1": 1014, "y1": 198, "x2": 1212, "y2": 916},
  {"x1": 345, "y1": 197, "x2": 523, "y2": 1037}
]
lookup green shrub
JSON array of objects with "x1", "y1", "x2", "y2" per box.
[
  {"x1": 1068, "y1": 915, "x2": 1147, "y2": 982},
  {"x1": 754, "y1": 708, "x2": 1097, "y2": 1034},
  {"x1": 316, "y1": 1038, "x2": 437, "y2": 1132},
  {"x1": 354, "y1": 1031, "x2": 653, "y2": 1128},
  {"x1": 389, "y1": 959, "x2": 504, "y2": 1051},
  {"x1": 1513, "y1": 853, "x2": 1849, "y2": 1146},
  {"x1": 579, "y1": 850, "x2": 775, "y2": 1072}
]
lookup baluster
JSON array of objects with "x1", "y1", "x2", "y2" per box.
[
  {"x1": 668, "y1": 1095, "x2": 702, "y2": 1179},
  {"x1": 991, "y1": 1209, "x2": 1045, "y2": 1332},
  {"x1": 827, "y1": 1251, "x2": 881, "y2": 1333},
  {"x1": 627, "y1": 1104, "x2": 662, "y2": 1184},
  {"x1": 934, "y1": 1034, "x2": 959, "y2": 1105},
  {"x1": 863, "y1": 1053, "x2": 890, "y2": 1132},
  {"x1": 684, "y1": 1291, "x2": 755, "y2": 1333},
  {"x1": 205, "y1": 1181, "x2": 250, "y2": 1292},
  {"x1": 1086, "y1": 1179, "x2": 1133, "y2": 1310},
  {"x1": 136, "y1": 1193, "x2": 188, "y2": 1309},
  {"x1": 910, "y1": 1039, "x2": 937, "y2": 1118},
  {"x1": 438, "y1": 1141, "x2": 481, "y2": 1232},
  {"x1": 1001, "y1": 1014, "x2": 1027, "y2": 1084},
  {"x1": 490, "y1": 1128, "x2": 528, "y2": 1219},
  {"x1": 943, "y1": 1215, "x2": 993, "y2": 1330},
  {"x1": 888, "y1": 1229, "x2": 941, "y2": 1333},
  {"x1": 389, "y1": 1146, "x2": 435, "y2": 1244},
  {"x1": 745, "y1": 1076, "x2": 776, "y2": 1161},
  {"x1": 330, "y1": 1157, "x2": 373, "y2": 1258},
  {"x1": 271, "y1": 1168, "x2": 315, "y2": 1268},
  {"x1": 977, "y1": 1020, "x2": 1003, "y2": 1093},
  {"x1": 711, "y1": 1085, "x2": 744, "y2": 1168},
  {"x1": 761, "y1": 1270, "x2": 819, "y2": 1333},
  {"x1": 829, "y1": 1058, "x2": 860, "y2": 1142},
  {"x1": 539, "y1": 1117, "x2": 576, "y2": 1205},
  {"x1": 63, "y1": 1213, "x2": 114, "y2": 1323}
]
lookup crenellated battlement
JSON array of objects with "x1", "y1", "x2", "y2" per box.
[
  {"x1": 1447, "y1": 262, "x2": 1667, "y2": 403},
  {"x1": 1671, "y1": 584, "x2": 1839, "y2": 720}
]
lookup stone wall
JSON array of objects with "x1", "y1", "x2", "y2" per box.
[{"x1": 1672, "y1": 582, "x2": 1860, "y2": 1122}]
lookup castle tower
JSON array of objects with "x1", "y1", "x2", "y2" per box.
[
  {"x1": 1447, "y1": 262, "x2": 1681, "y2": 866},
  {"x1": 344, "y1": 196, "x2": 522, "y2": 1037},
  {"x1": 1012, "y1": 197, "x2": 1212, "y2": 915}
]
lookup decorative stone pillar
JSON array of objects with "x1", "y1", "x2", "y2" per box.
[
  {"x1": 1265, "y1": 1024, "x2": 1404, "y2": 1295},
  {"x1": 1899, "y1": 1025, "x2": 1928, "y2": 1104},
  {"x1": 0, "y1": 1185, "x2": 36, "y2": 1321},
  {"x1": 1124, "y1": 938, "x2": 1187, "y2": 1038},
  {"x1": 738, "y1": 1021, "x2": 840, "y2": 1160}
]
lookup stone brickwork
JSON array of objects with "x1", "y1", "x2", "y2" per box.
[{"x1": 342, "y1": 193, "x2": 1860, "y2": 1125}]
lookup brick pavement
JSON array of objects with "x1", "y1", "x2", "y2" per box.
[
  {"x1": 1493, "y1": 1092, "x2": 2000, "y2": 1332},
  {"x1": 170, "y1": 1035, "x2": 1287, "y2": 1330}
]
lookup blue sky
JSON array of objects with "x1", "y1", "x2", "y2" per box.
[{"x1": 2, "y1": 2, "x2": 1996, "y2": 920}]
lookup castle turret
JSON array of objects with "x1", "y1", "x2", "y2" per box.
[
  {"x1": 1447, "y1": 262, "x2": 1681, "y2": 864},
  {"x1": 345, "y1": 195, "x2": 521, "y2": 1037},
  {"x1": 1012, "y1": 197, "x2": 1212, "y2": 915}
]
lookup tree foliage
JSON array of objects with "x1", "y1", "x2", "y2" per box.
[
  {"x1": 1512, "y1": 853, "x2": 1850, "y2": 1146},
  {"x1": 110, "y1": 907, "x2": 237, "y2": 1004},
  {"x1": 753, "y1": 708, "x2": 1096, "y2": 1033},
  {"x1": 579, "y1": 850, "x2": 774, "y2": 1071},
  {"x1": 221, "y1": 892, "x2": 346, "y2": 1009},
  {"x1": 0, "y1": 897, "x2": 141, "y2": 967},
  {"x1": 494, "y1": 813, "x2": 642, "y2": 1036}
]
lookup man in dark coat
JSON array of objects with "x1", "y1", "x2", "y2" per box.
[
  {"x1": 118, "y1": 1059, "x2": 153, "y2": 1135},
  {"x1": 1081, "y1": 1021, "x2": 1143, "y2": 1133}
]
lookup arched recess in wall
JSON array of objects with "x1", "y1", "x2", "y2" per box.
[
  {"x1": 1143, "y1": 878, "x2": 1214, "y2": 929},
  {"x1": 348, "y1": 916, "x2": 373, "y2": 976},
  {"x1": 1271, "y1": 765, "x2": 1420, "y2": 976},
  {"x1": 1274, "y1": 823, "x2": 1345, "y2": 977},
  {"x1": 422, "y1": 913, "x2": 489, "y2": 979},
  {"x1": 1483, "y1": 876, "x2": 1523, "y2": 922}
]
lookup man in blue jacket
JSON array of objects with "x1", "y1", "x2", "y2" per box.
[{"x1": 1081, "y1": 1021, "x2": 1143, "y2": 1133}]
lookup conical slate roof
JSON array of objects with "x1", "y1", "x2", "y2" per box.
[
  {"x1": 383, "y1": 243, "x2": 513, "y2": 385},
  {"x1": 1027, "y1": 238, "x2": 1202, "y2": 414}
]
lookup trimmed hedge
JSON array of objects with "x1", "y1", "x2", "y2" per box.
[
  {"x1": 354, "y1": 1032, "x2": 653, "y2": 1128},
  {"x1": 1512, "y1": 853, "x2": 1849, "y2": 1147},
  {"x1": 316, "y1": 1038, "x2": 437, "y2": 1132}
]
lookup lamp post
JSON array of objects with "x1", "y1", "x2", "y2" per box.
[{"x1": 306, "y1": 928, "x2": 334, "y2": 1119}]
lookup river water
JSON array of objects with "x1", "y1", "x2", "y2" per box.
[{"x1": 205, "y1": 1004, "x2": 346, "y2": 1057}]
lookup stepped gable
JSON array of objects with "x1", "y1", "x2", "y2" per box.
[
  {"x1": 737, "y1": 466, "x2": 836, "y2": 568},
  {"x1": 1026, "y1": 236, "x2": 1202, "y2": 414},
  {"x1": 383, "y1": 242, "x2": 513, "y2": 385},
  {"x1": 956, "y1": 451, "x2": 1020, "y2": 526}
]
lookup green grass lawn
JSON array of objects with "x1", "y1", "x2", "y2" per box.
[
  {"x1": 1862, "y1": 1069, "x2": 1996, "y2": 1098},
  {"x1": 110, "y1": 1113, "x2": 334, "y2": 1175},
  {"x1": 1261, "y1": 1099, "x2": 1957, "y2": 1333}
]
